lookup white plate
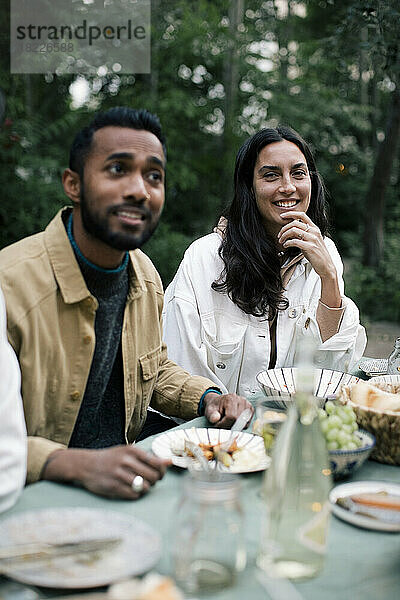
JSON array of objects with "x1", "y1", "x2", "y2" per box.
[
  {"x1": 152, "y1": 428, "x2": 270, "y2": 473},
  {"x1": 329, "y1": 481, "x2": 400, "y2": 532},
  {"x1": 0, "y1": 508, "x2": 161, "y2": 588},
  {"x1": 358, "y1": 358, "x2": 388, "y2": 377},
  {"x1": 256, "y1": 368, "x2": 360, "y2": 407}
]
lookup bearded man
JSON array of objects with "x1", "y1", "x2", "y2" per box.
[{"x1": 0, "y1": 107, "x2": 251, "y2": 499}]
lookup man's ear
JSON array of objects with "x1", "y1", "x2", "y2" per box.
[{"x1": 62, "y1": 169, "x2": 81, "y2": 204}]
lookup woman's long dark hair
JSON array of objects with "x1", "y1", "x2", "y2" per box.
[{"x1": 212, "y1": 126, "x2": 330, "y2": 318}]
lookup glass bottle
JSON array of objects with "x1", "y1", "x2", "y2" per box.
[
  {"x1": 387, "y1": 338, "x2": 400, "y2": 375},
  {"x1": 257, "y1": 338, "x2": 332, "y2": 580},
  {"x1": 171, "y1": 471, "x2": 246, "y2": 595}
]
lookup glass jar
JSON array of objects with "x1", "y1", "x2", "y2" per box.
[
  {"x1": 171, "y1": 471, "x2": 246, "y2": 594},
  {"x1": 254, "y1": 396, "x2": 287, "y2": 454}
]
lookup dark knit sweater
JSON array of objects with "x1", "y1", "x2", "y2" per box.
[{"x1": 68, "y1": 251, "x2": 129, "y2": 449}]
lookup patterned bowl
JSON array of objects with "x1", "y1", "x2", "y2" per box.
[
  {"x1": 256, "y1": 367, "x2": 360, "y2": 409},
  {"x1": 369, "y1": 374, "x2": 400, "y2": 385},
  {"x1": 329, "y1": 430, "x2": 375, "y2": 479}
]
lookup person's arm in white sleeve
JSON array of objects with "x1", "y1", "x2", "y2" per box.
[
  {"x1": 163, "y1": 287, "x2": 229, "y2": 394},
  {"x1": 163, "y1": 248, "x2": 229, "y2": 395},
  {"x1": 0, "y1": 287, "x2": 27, "y2": 513},
  {"x1": 292, "y1": 239, "x2": 366, "y2": 371}
]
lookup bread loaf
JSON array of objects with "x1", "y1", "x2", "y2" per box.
[{"x1": 349, "y1": 381, "x2": 400, "y2": 412}]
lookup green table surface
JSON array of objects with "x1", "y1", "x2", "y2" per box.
[{"x1": 1, "y1": 416, "x2": 399, "y2": 600}]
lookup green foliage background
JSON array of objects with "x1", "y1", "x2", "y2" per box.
[{"x1": 1, "y1": 0, "x2": 399, "y2": 322}]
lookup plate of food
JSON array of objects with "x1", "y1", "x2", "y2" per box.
[
  {"x1": 329, "y1": 481, "x2": 400, "y2": 531},
  {"x1": 152, "y1": 427, "x2": 270, "y2": 473},
  {"x1": 0, "y1": 508, "x2": 161, "y2": 588}
]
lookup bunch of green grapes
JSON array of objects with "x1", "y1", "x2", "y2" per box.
[{"x1": 318, "y1": 401, "x2": 363, "y2": 451}]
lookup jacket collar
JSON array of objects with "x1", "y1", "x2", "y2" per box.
[
  {"x1": 44, "y1": 207, "x2": 146, "y2": 304},
  {"x1": 288, "y1": 255, "x2": 312, "y2": 281}
]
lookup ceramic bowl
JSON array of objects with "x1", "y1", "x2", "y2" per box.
[
  {"x1": 256, "y1": 367, "x2": 360, "y2": 409},
  {"x1": 369, "y1": 374, "x2": 400, "y2": 385},
  {"x1": 328, "y1": 430, "x2": 375, "y2": 479}
]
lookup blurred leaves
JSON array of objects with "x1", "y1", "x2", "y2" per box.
[{"x1": 0, "y1": 0, "x2": 399, "y2": 320}]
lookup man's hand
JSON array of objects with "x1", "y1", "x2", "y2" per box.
[
  {"x1": 203, "y1": 392, "x2": 254, "y2": 428},
  {"x1": 42, "y1": 445, "x2": 170, "y2": 500}
]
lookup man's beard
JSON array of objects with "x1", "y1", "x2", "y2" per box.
[{"x1": 79, "y1": 188, "x2": 161, "y2": 251}]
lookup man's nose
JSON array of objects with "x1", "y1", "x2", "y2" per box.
[{"x1": 123, "y1": 173, "x2": 149, "y2": 201}]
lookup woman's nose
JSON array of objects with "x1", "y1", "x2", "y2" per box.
[{"x1": 278, "y1": 176, "x2": 296, "y2": 194}]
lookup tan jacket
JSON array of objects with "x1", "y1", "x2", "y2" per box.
[{"x1": 0, "y1": 208, "x2": 213, "y2": 484}]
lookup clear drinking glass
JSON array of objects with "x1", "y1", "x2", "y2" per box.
[
  {"x1": 254, "y1": 395, "x2": 288, "y2": 454},
  {"x1": 171, "y1": 470, "x2": 246, "y2": 595}
]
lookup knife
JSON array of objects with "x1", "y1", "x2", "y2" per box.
[
  {"x1": 184, "y1": 439, "x2": 212, "y2": 471},
  {"x1": 336, "y1": 497, "x2": 400, "y2": 525},
  {"x1": 219, "y1": 407, "x2": 253, "y2": 450},
  {"x1": 0, "y1": 537, "x2": 122, "y2": 564},
  {"x1": 214, "y1": 407, "x2": 253, "y2": 466}
]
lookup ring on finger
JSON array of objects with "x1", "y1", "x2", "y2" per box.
[
  {"x1": 298, "y1": 231, "x2": 304, "y2": 240},
  {"x1": 131, "y1": 474, "x2": 144, "y2": 493},
  {"x1": 305, "y1": 224, "x2": 310, "y2": 232}
]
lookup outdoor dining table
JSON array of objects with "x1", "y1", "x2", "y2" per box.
[{"x1": 1, "y1": 415, "x2": 399, "y2": 600}]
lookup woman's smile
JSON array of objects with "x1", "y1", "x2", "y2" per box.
[{"x1": 273, "y1": 199, "x2": 300, "y2": 209}]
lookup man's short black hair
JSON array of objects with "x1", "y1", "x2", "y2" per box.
[{"x1": 69, "y1": 106, "x2": 167, "y2": 179}]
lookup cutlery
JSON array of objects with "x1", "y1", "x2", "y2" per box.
[
  {"x1": 183, "y1": 408, "x2": 253, "y2": 471},
  {"x1": 336, "y1": 497, "x2": 400, "y2": 525},
  {"x1": 214, "y1": 407, "x2": 253, "y2": 466},
  {"x1": 0, "y1": 537, "x2": 122, "y2": 565},
  {"x1": 219, "y1": 407, "x2": 253, "y2": 450},
  {"x1": 184, "y1": 439, "x2": 212, "y2": 471}
]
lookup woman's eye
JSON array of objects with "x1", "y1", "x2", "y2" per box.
[
  {"x1": 263, "y1": 171, "x2": 278, "y2": 179},
  {"x1": 292, "y1": 170, "x2": 307, "y2": 178}
]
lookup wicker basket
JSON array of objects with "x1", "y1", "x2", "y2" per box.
[{"x1": 338, "y1": 382, "x2": 400, "y2": 465}]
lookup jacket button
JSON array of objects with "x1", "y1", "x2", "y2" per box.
[
  {"x1": 304, "y1": 317, "x2": 311, "y2": 329},
  {"x1": 70, "y1": 391, "x2": 80, "y2": 401},
  {"x1": 83, "y1": 335, "x2": 92, "y2": 344},
  {"x1": 288, "y1": 308, "x2": 297, "y2": 318},
  {"x1": 216, "y1": 362, "x2": 226, "y2": 369}
]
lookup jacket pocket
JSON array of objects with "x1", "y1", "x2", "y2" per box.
[
  {"x1": 138, "y1": 347, "x2": 161, "y2": 419},
  {"x1": 202, "y1": 330, "x2": 246, "y2": 393}
]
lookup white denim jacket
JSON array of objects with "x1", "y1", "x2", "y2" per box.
[
  {"x1": 163, "y1": 233, "x2": 366, "y2": 396},
  {"x1": 0, "y1": 287, "x2": 26, "y2": 512}
]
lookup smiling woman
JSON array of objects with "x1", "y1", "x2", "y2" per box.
[
  {"x1": 162, "y1": 126, "x2": 366, "y2": 396},
  {"x1": 253, "y1": 140, "x2": 311, "y2": 236}
]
